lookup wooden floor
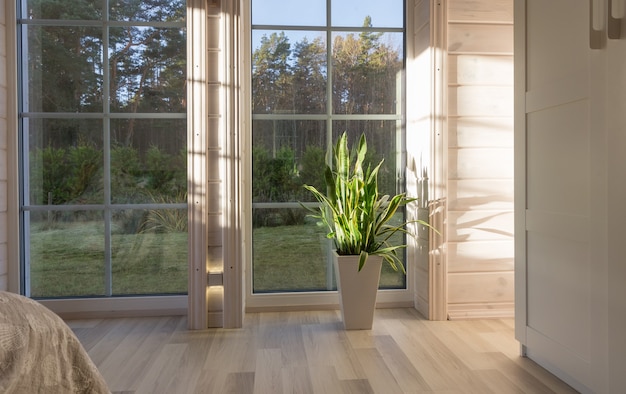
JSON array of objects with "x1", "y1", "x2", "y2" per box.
[{"x1": 68, "y1": 308, "x2": 578, "y2": 394}]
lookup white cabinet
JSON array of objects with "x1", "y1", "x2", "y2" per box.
[{"x1": 515, "y1": 0, "x2": 626, "y2": 392}]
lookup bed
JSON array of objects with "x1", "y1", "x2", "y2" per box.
[{"x1": 0, "y1": 291, "x2": 110, "y2": 393}]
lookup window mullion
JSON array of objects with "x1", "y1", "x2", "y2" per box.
[{"x1": 103, "y1": 0, "x2": 113, "y2": 297}]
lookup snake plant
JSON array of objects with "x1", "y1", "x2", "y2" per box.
[{"x1": 304, "y1": 132, "x2": 429, "y2": 272}]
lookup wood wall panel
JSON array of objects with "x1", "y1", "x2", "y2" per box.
[
  {"x1": 448, "y1": 117, "x2": 513, "y2": 148},
  {"x1": 445, "y1": 0, "x2": 514, "y2": 319},
  {"x1": 448, "y1": 24, "x2": 513, "y2": 54},
  {"x1": 447, "y1": 240, "x2": 514, "y2": 272},
  {"x1": 447, "y1": 272, "x2": 514, "y2": 304},
  {"x1": 448, "y1": 0, "x2": 513, "y2": 23},
  {"x1": 448, "y1": 180, "x2": 513, "y2": 211},
  {"x1": 447, "y1": 210, "x2": 514, "y2": 243},
  {"x1": 448, "y1": 55, "x2": 513, "y2": 85},
  {"x1": 448, "y1": 86, "x2": 514, "y2": 117},
  {"x1": 448, "y1": 147, "x2": 514, "y2": 179}
]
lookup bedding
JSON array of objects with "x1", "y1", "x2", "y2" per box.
[{"x1": 0, "y1": 291, "x2": 110, "y2": 393}]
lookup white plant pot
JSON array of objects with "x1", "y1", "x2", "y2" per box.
[{"x1": 333, "y1": 252, "x2": 383, "y2": 330}]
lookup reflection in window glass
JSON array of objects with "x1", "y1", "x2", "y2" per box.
[
  {"x1": 26, "y1": 26, "x2": 103, "y2": 113},
  {"x1": 111, "y1": 119, "x2": 187, "y2": 204},
  {"x1": 29, "y1": 212, "x2": 106, "y2": 298},
  {"x1": 28, "y1": 119, "x2": 104, "y2": 205},
  {"x1": 109, "y1": 0, "x2": 185, "y2": 22},
  {"x1": 25, "y1": 0, "x2": 102, "y2": 20},
  {"x1": 112, "y1": 209, "x2": 188, "y2": 295},
  {"x1": 109, "y1": 27, "x2": 187, "y2": 113}
]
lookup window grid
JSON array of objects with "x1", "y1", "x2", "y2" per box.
[
  {"x1": 250, "y1": 0, "x2": 406, "y2": 294},
  {"x1": 17, "y1": 1, "x2": 187, "y2": 297}
]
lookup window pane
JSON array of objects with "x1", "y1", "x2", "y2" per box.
[
  {"x1": 26, "y1": 26, "x2": 103, "y2": 113},
  {"x1": 332, "y1": 0, "x2": 403, "y2": 27},
  {"x1": 252, "y1": 31, "x2": 327, "y2": 114},
  {"x1": 29, "y1": 211, "x2": 106, "y2": 298},
  {"x1": 252, "y1": 0, "x2": 326, "y2": 26},
  {"x1": 28, "y1": 119, "x2": 104, "y2": 206},
  {"x1": 111, "y1": 209, "x2": 188, "y2": 295},
  {"x1": 251, "y1": 0, "x2": 407, "y2": 295},
  {"x1": 332, "y1": 121, "x2": 407, "y2": 289},
  {"x1": 111, "y1": 119, "x2": 186, "y2": 204},
  {"x1": 252, "y1": 120, "x2": 326, "y2": 203},
  {"x1": 332, "y1": 121, "x2": 401, "y2": 196},
  {"x1": 24, "y1": 0, "x2": 103, "y2": 20},
  {"x1": 332, "y1": 32, "x2": 404, "y2": 114},
  {"x1": 253, "y1": 208, "x2": 332, "y2": 292},
  {"x1": 109, "y1": 27, "x2": 187, "y2": 113},
  {"x1": 109, "y1": 0, "x2": 185, "y2": 22}
]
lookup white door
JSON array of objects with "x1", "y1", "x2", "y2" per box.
[{"x1": 515, "y1": 0, "x2": 609, "y2": 392}]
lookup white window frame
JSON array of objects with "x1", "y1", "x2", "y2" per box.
[
  {"x1": 9, "y1": 0, "x2": 190, "y2": 317},
  {"x1": 242, "y1": 0, "x2": 418, "y2": 311}
]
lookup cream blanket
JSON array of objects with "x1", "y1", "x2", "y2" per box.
[{"x1": 0, "y1": 291, "x2": 110, "y2": 393}]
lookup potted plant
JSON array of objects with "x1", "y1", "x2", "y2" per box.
[{"x1": 303, "y1": 132, "x2": 431, "y2": 329}]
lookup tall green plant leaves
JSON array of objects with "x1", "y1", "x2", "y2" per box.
[{"x1": 303, "y1": 132, "x2": 433, "y2": 272}]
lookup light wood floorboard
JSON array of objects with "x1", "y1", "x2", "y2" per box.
[{"x1": 68, "y1": 308, "x2": 578, "y2": 394}]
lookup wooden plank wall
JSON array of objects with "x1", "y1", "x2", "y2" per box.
[
  {"x1": 409, "y1": 0, "x2": 433, "y2": 319},
  {"x1": 446, "y1": 0, "x2": 514, "y2": 319}
]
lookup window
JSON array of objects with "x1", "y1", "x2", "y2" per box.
[
  {"x1": 17, "y1": 0, "x2": 187, "y2": 298},
  {"x1": 250, "y1": 0, "x2": 406, "y2": 294}
]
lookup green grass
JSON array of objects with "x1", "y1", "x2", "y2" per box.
[
  {"x1": 252, "y1": 221, "x2": 405, "y2": 293},
  {"x1": 29, "y1": 220, "x2": 188, "y2": 297},
  {"x1": 28, "y1": 219, "x2": 406, "y2": 297}
]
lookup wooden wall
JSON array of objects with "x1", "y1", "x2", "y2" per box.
[{"x1": 445, "y1": 0, "x2": 514, "y2": 319}]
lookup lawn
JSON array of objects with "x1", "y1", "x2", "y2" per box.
[{"x1": 28, "y1": 220, "x2": 406, "y2": 297}]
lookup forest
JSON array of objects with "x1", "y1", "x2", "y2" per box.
[{"x1": 21, "y1": 0, "x2": 407, "y2": 295}]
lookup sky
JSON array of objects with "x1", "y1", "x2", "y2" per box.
[
  {"x1": 251, "y1": 0, "x2": 403, "y2": 28},
  {"x1": 251, "y1": 0, "x2": 404, "y2": 52}
]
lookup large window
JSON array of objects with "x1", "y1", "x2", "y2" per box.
[
  {"x1": 251, "y1": 0, "x2": 406, "y2": 293},
  {"x1": 17, "y1": 0, "x2": 187, "y2": 298}
]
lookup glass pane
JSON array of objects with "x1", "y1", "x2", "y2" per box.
[
  {"x1": 111, "y1": 119, "x2": 187, "y2": 204},
  {"x1": 28, "y1": 119, "x2": 104, "y2": 206},
  {"x1": 252, "y1": 0, "x2": 326, "y2": 26},
  {"x1": 26, "y1": 26, "x2": 103, "y2": 113},
  {"x1": 252, "y1": 31, "x2": 327, "y2": 114},
  {"x1": 111, "y1": 209, "x2": 188, "y2": 295},
  {"x1": 252, "y1": 120, "x2": 326, "y2": 203},
  {"x1": 252, "y1": 207, "x2": 406, "y2": 292},
  {"x1": 332, "y1": 121, "x2": 401, "y2": 196},
  {"x1": 29, "y1": 211, "x2": 106, "y2": 298},
  {"x1": 109, "y1": 27, "x2": 187, "y2": 113},
  {"x1": 109, "y1": 0, "x2": 185, "y2": 22},
  {"x1": 332, "y1": 0, "x2": 403, "y2": 28},
  {"x1": 253, "y1": 207, "x2": 332, "y2": 292},
  {"x1": 379, "y1": 209, "x2": 407, "y2": 289},
  {"x1": 25, "y1": 0, "x2": 103, "y2": 20},
  {"x1": 332, "y1": 32, "x2": 403, "y2": 114},
  {"x1": 333, "y1": 121, "x2": 407, "y2": 289}
]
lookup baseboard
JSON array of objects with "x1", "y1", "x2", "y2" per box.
[
  {"x1": 39, "y1": 295, "x2": 188, "y2": 320},
  {"x1": 447, "y1": 302, "x2": 514, "y2": 320}
]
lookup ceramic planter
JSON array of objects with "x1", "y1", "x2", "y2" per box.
[{"x1": 334, "y1": 252, "x2": 383, "y2": 330}]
